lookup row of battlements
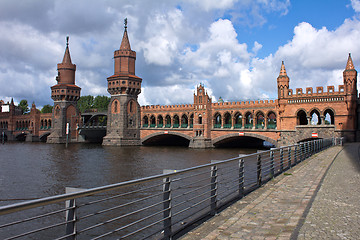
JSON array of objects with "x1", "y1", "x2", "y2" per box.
[
  {"x1": 212, "y1": 99, "x2": 276, "y2": 107},
  {"x1": 141, "y1": 104, "x2": 194, "y2": 111},
  {"x1": 286, "y1": 85, "x2": 346, "y2": 98}
]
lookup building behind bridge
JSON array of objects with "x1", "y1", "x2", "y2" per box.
[{"x1": 0, "y1": 23, "x2": 359, "y2": 147}]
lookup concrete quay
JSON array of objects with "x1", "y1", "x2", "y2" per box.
[{"x1": 181, "y1": 143, "x2": 360, "y2": 239}]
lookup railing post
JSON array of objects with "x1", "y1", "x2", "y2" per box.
[
  {"x1": 294, "y1": 145, "x2": 298, "y2": 164},
  {"x1": 163, "y1": 173, "x2": 172, "y2": 240},
  {"x1": 238, "y1": 158, "x2": 244, "y2": 198},
  {"x1": 257, "y1": 155, "x2": 262, "y2": 186},
  {"x1": 280, "y1": 148, "x2": 284, "y2": 172},
  {"x1": 65, "y1": 199, "x2": 76, "y2": 240},
  {"x1": 210, "y1": 165, "x2": 218, "y2": 215},
  {"x1": 270, "y1": 149, "x2": 275, "y2": 178},
  {"x1": 288, "y1": 146, "x2": 291, "y2": 169},
  {"x1": 65, "y1": 187, "x2": 83, "y2": 240}
]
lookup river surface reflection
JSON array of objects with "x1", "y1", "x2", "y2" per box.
[{"x1": 0, "y1": 142, "x2": 258, "y2": 206}]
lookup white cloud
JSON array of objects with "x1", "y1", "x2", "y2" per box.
[
  {"x1": 0, "y1": 0, "x2": 357, "y2": 109},
  {"x1": 184, "y1": 0, "x2": 237, "y2": 11},
  {"x1": 250, "y1": 18, "x2": 360, "y2": 98},
  {"x1": 351, "y1": 0, "x2": 360, "y2": 12}
]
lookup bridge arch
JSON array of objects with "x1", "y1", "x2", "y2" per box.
[
  {"x1": 141, "y1": 131, "x2": 192, "y2": 146},
  {"x1": 39, "y1": 132, "x2": 51, "y2": 142},
  {"x1": 212, "y1": 132, "x2": 278, "y2": 148},
  {"x1": 15, "y1": 132, "x2": 28, "y2": 141}
]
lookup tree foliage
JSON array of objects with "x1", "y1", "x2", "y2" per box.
[
  {"x1": 41, "y1": 104, "x2": 53, "y2": 113},
  {"x1": 93, "y1": 95, "x2": 110, "y2": 111},
  {"x1": 78, "y1": 95, "x2": 94, "y2": 113},
  {"x1": 78, "y1": 95, "x2": 110, "y2": 113},
  {"x1": 18, "y1": 99, "x2": 29, "y2": 114}
]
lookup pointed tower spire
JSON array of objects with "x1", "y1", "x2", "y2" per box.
[
  {"x1": 10, "y1": 98, "x2": 14, "y2": 105},
  {"x1": 120, "y1": 19, "x2": 131, "y2": 50},
  {"x1": 277, "y1": 61, "x2": 290, "y2": 99},
  {"x1": 279, "y1": 61, "x2": 287, "y2": 76},
  {"x1": 346, "y1": 53, "x2": 355, "y2": 70},
  {"x1": 62, "y1": 36, "x2": 72, "y2": 64}
]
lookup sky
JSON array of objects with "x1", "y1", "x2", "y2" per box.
[{"x1": 1, "y1": 0, "x2": 360, "y2": 108}]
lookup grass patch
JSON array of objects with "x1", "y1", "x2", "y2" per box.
[{"x1": 283, "y1": 172, "x2": 292, "y2": 176}]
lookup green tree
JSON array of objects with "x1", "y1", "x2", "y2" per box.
[
  {"x1": 93, "y1": 95, "x2": 110, "y2": 111},
  {"x1": 41, "y1": 104, "x2": 53, "y2": 113},
  {"x1": 18, "y1": 99, "x2": 29, "y2": 114},
  {"x1": 78, "y1": 95, "x2": 94, "y2": 113}
]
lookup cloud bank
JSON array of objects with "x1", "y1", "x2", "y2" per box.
[{"x1": 0, "y1": 0, "x2": 358, "y2": 108}]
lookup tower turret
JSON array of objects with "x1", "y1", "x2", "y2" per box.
[
  {"x1": 47, "y1": 37, "x2": 81, "y2": 144},
  {"x1": 343, "y1": 53, "x2": 357, "y2": 97},
  {"x1": 103, "y1": 19, "x2": 142, "y2": 146},
  {"x1": 277, "y1": 61, "x2": 290, "y2": 99},
  {"x1": 189, "y1": 84, "x2": 213, "y2": 148}
]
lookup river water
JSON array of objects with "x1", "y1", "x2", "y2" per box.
[{"x1": 0, "y1": 142, "x2": 258, "y2": 206}]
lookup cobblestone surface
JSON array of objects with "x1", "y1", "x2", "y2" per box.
[
  {"x1": 297, "y1": 143, "x2": 360, "y2": 240},
  {"x1": 180, "y1": 145, "x2": 343, "y2": 240}
]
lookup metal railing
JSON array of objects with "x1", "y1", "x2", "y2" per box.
[{"x1": 0, "y1": 138, "x2": 343, "y2": 240}]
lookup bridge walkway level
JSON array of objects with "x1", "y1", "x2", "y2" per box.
[{"x1": 181, "y1": 143, "x2": 360, "y2": 239}]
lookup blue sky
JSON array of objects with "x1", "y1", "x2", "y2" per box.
[
  {"x1": 237, "y1": 0, "x2": 355, "y2": 58},
  {"x1": 0, "y1": 0, "x2": 359, "y2": 108}
]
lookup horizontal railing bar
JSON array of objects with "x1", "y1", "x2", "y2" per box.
[
  {"x1": 4, "y1": 219, "x2": 71, "y2": 240},
  {"x1": 174, "y1": 174, "x2": 211, "y2": 188},
  {"x1": 77, "y1": 182, "x2": 164, "y2": 208},
  {"x1": 0, "y1": 206, "x2": 71, "y2": 229},
  {"x1": 172, "y1": 195, "x2": 212, "y2": 218},
  {"x1": 78, "y1": 201, "x2": 165, "y2": 235},
  {"x1": 91, "y1": 208, "x2": 168, "y2": 240},
  {"x1": 172, "y1": 188, "x2": 214, "y2": 210},
  {"x1": 118, "y1": 216, "x2": 166, "y2": 240},
  {"x1": 171, "y1": 169, "x2": 210, "y2": 182},
  {"x1": 78, "y1": 190, "x2": 163, "y2": 221}
]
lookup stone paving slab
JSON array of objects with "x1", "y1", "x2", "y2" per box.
[
  {"x1": 297, "y1": 143, "x2": 360, "y2": 240},
  {"x1": 180, "y1": 146, "x2": 343, "y2": 240}
]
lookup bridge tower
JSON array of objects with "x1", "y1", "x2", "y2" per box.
[
  {"x1": 277, "y1": 61, "x2": 289, "y2": 100},
  {"x1": 189, "y1": 84, "x2": 213, "y2": 148},
  {"x1": 102, "y1": 20, "x2": 142, "y2": 146},
  {"x1": 343, "y1": 53, "x2": 358, "y2": 135},
  {"x1": 47, "y1": 37, "x2": 81, "y2": 144}
]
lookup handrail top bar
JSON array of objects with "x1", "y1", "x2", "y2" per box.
[{"x1": 0, "y1": 138, "x2": 331, "y2": 216}]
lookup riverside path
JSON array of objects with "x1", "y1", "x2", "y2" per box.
[{"x1": 181, "y1": 143, "x2": 360, "y2": 239}]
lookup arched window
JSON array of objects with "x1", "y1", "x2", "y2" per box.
[
  {"x1": 234, "y1": 112, "x2": 242, "y2": 128},
  {"x1": 245, "y1": 112, "x2": 253, "y2": 129},
  {"x1": 214, "y1": 113, "x2": 221, "y2": 128},
  {"x1": 181, "y1": 114, "x2": 188, "y2": 128},
  {"x1": 256, "y1": 112, "x2": 265, "y2": 129},
  {"x1": 310, "y1": 109, "x2": 321, "y2": 125},
  {"x1": 143, "y1": 116, "x2": 149, "y2": 127},
  {"x1": 173, "y1": 115, "x2": 180, "y2": 128},
  {"x1": 224, "y1": 112, "x2": 231, "y2": 128},
  {"x1": 129, "y1": 101, "x2": 133, "y2": 113},
  {"x1": 165, "y1": 115, "x2": 171, "y2": 128},
  {"x1": 324, "y1": 109, "x2": 335, "y2": 125},
  {"x1": 190, "y1": 114, "x2": 194, "y2": 128},
  {"x1": 267, "y1": 112, "x2": 276, "y2": 129},
  {"x1": 157, "y1": 115, "x2": 163, "y2": 127},
  {"x1": 198, "y1": 114, "x2": 202, "y2": 124},
  {"x1": 113, "y1": 100, "x2": 118, "y2": 114},
  {"x1": 150, "y1": 115, "x2": 156, "y2": 127},
  {"x1": 297, "y1": 110, "x2": 307, "y2": 125},
  {"x1": 41, "y1": 120, "x2": 44, "y2": 129},
  {"x1": 48, "y1": 120, "x2": 52, "y2": 128}
]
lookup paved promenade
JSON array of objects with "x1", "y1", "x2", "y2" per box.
[{"x1": 181, "y1": 143, "x2": 360, "y2": 239}]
